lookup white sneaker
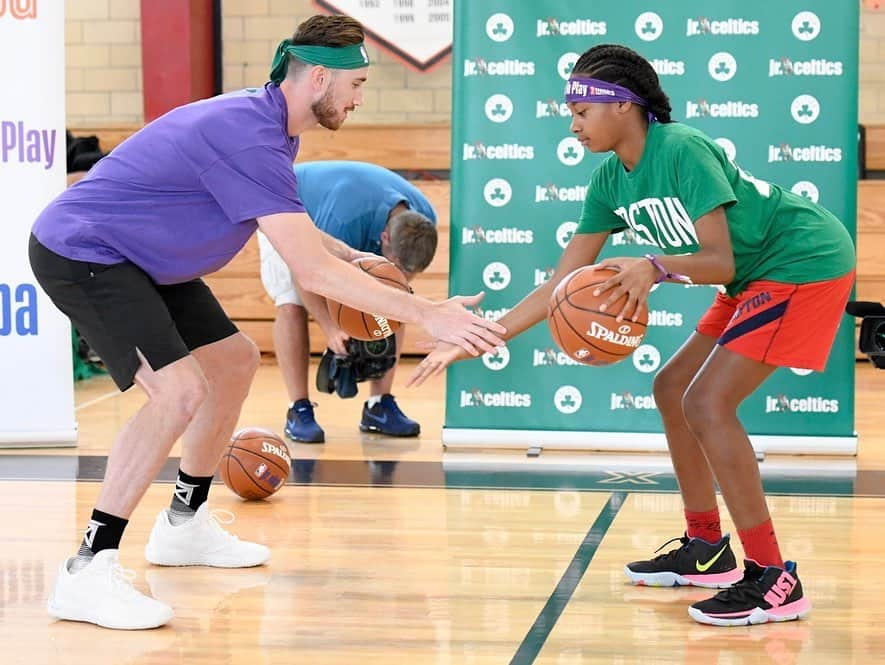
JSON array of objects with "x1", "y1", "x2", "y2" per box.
[
  {"x1": 144, "y1": 503, "x2": 270, "y2": 567},
  {"x1": 47, "y1": 549, "x2": 174, "y2": 630}
]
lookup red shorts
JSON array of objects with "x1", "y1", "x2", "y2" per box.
[{"x1": 696, "y1": 271, "x2": 855, "y2": 372}]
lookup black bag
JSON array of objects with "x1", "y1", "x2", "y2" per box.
[
  {"x1": 66, "y1": 131, "x2": 106, "y2": 173},
  {"x1": 316, "y1": 337, "x2": 397, "y2": 399}
]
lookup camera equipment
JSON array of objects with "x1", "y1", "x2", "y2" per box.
[
  {"x1": 316, "y1": 336, "x2": 398, "y2": 398},
  {"x1": 846, "y1": 301, "x2": 885, "y2": 369}
]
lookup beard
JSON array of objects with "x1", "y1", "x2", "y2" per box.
[{"x1": 312, "y1": 89, "x2": 345, "y2": 130}]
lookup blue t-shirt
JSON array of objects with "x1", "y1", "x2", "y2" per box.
[
  {"x1": 294, "y1": 160, "x2": 437, "y2": 254},
  {"x1": 32, "y1": 84, "x2": 305, "y2": 284}
]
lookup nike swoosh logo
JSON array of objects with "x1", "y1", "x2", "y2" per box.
[
  {"x1": 696, "y1": 543, "x2": 729, "y2": 572},
  {"x1": 367, "y1": 412, "x2": 388, "y2": 424}
]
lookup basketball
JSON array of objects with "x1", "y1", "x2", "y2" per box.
[
  {"x1": 327, "y1": 256, "x2": 410, "y2": 341},
  {"x1": 220, "y1": 427, "x2": 291, "y2": 500},
  {"x1": 547, "y1": 266, "x2": 649, "y2": 366}
]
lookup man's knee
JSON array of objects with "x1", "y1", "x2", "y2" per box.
[
  {"x1": 227, "y1": 334, "x2": 261, "y2": 382},
  {"x1": 142, "y1": 358, "x2": 209, "y2": 421},
  {"x1": 192, "y1": 333, "x2": 260, "y2": 391}
]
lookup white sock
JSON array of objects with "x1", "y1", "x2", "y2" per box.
[{"x1": 367, "y1": 395, "x2": 382, "y2": 408}]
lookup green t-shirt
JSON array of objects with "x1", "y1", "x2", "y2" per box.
[{"x1": 576, "y1": 122, "x2": 855, "y2": 297}]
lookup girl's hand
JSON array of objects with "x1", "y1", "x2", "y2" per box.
[
  {"x1": 407, "y1": 342, "x2": 470, "y2": 387},
  {"x1": 591, "y1": 257, "x2": 657, "y2": 322}
]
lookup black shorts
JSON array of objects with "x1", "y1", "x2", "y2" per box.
[{"x1": 29, "y1": 234, "x2": 238, "y2": 391}]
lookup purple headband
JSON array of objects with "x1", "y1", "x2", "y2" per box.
[{"x1": 564, "y1": 77, "x2": 657, "y2": 123}]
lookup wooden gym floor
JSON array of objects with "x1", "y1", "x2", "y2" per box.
[{"x1": 1, "y1": 358, "x2": 884, "y2": 664}]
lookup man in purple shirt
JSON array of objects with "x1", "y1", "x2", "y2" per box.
[{"x1": 29, "y1": 15, "x2": 503, "y2": 631}]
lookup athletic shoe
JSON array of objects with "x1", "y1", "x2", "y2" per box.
[
  {"x1": 47, "y1": 549, "x2": 173, "y2": 630},
  {"x1": 624, "y1": 533, "x2": 743, "y2": 588},
  {"x1": 284, "y1": 399, "x2": 325, "y2": 443},
  {"x1": 688, "y1": 559, "x2": 811, "y2": 626},
  {"x1": 359, "y1": 394, "x2": 420, "y2": 436},
  {"x1": 144, "y1": 504, "x2": 270, "y2": 567}
]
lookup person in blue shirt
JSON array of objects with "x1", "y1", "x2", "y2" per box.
[{"x1": 258, "y1": 160, "x2": 438, "y2": 442}]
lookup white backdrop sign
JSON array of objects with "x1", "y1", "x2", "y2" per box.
[
  {"x1": 315, "y1": 0, "x2": 452, "y2": 70},
  {"x1": 0, "y1": 1, "x2": 77, "y2": 446}
]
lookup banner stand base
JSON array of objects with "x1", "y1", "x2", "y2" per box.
[
  {"x1": 441, "y1": 450, "x2": 859, "y2": 490},
  {"x1": 442, "y1": 428, "x2": 858, "y2": 457},
  {"x1": 0, "y1": 429, "x2": 78, "y2": 449}
]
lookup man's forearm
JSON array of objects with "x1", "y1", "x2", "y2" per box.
[{"x1": 319, "y1": 231, "x2": 360, "y2": 261}]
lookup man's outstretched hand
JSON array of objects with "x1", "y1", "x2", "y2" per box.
[{"x1": 421, "y1": 292, "x2": 505, "y2": 356}]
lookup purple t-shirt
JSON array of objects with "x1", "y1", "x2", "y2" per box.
[{"x1": 32, "y1": 85, "x2": 305, "y2": 284}]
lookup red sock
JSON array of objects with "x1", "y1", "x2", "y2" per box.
[
  {"x1": 684, "y1": 508, "x2": 722, "y2": 543},
  {"x1": 738, "y1": 519, "x2": 784, "y2": 569}
]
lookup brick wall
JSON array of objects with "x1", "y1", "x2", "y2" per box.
[
  {"x1": 65, "y1": 2, "x2": 885, "y2": 126},
  {"x1": 221, "y1": 0, "x2": 451, "y2": 124},
  {"x1": 861, "y1": 5, "x2": 885, "y2": 124},
  {"x1": 65, "y1": 0, "x2": 143, "y2": 125}
]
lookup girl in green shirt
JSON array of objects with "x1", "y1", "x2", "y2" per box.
[{"x1": 413, "y1": 43, "x2": 856, "y2": 627}]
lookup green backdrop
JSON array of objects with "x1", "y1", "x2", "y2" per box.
[{"x1": 445, "y1": 1, "x2": 858, "y2": 454}]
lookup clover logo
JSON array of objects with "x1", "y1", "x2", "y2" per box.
[
  {"x1": 792, "y1": 11, "x2": 821, "y2": 41},
  {"x1": 635, "y1": 12, "x2": 663, "y2": 41},
  {"x1": 484, "y1": 94, "x2": 513, "y2": 123},
  {"x1": 483, "y1": 262, "x2": 512, "y2": 291},
  {"x1": 483, "y1": 178, "x2": 512, "y2": 207},
  {"x1": 791, "y1": 94, "x2": 820, "y2": 124},
  {"x1": 708, "y1": 52, "x2": 737, "y2": 82},
  {"x1": 554, "y1": 385, "x2": 583, "y2": 414},
  {"x1": 486, "y1": 13, "x2": 514, "y2": 42}
]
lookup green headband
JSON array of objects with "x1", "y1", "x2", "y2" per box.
[{"x1": 269, "y1": 39, "x2": 370, "y2": 84}]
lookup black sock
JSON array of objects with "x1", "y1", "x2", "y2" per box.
[
  {"x1": 169, "y1": 469, "x2": 213, "y2": 524},
  {"x1": 70, "y1": 509, "x2": 128, "y2": 573}
]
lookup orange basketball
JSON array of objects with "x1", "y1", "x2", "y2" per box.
[
  {"x1": 547, "y1": 266, "x2": 649, "y2": 366},
  {"x1": 219, "y1": 427, "x2": 291, "y2": 500},
  {"x1": 327, "y1": 256, "x2": 410, "y2": 341}
]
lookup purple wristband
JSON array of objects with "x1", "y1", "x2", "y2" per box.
[{"x1": 644, "y1": 254, "x2": 693, "y2": 285}]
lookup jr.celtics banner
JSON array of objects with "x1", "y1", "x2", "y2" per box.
[{"x1": 445, "y1": 1, "x2": 858, "y2": 454}]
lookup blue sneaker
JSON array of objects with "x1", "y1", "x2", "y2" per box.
[
  {"x1": 359, "y1": 394, "x2": 420, "y2": 437},
  {"x1": 284, "y1": 399, "x2": 325, "y2": 443}
]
